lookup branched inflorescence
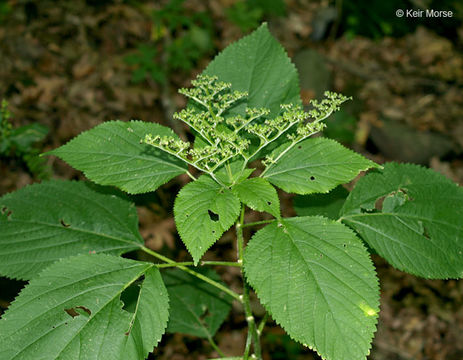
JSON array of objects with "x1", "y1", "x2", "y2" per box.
[{"x1": 144, "y1": 74, "x2": 349, "y2": 182}]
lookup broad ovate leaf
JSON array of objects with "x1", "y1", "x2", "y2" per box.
[
  {"x1": 0, "y1": 180, "x2": 143, "y2": 280},
  {"x1": 264, "y1": 137, "x2": 379, "y2": 195},
  {"x1": 244, "y1": 217, "x2": 379, "y2": 360},
  {"x1": 48, "y1": 120, "x2": 187, "y2": 194},
  {"x1": 0, "y1": 254, "x2": 169, "y2": 360},
  {"x1": 340, "y1": 162, "x2": 463, "y2": 279},
  {"x1": 232, "y1": 177, "x2": 280, "y2": 218},
  {"x1": 174, "y1": 176, "x2": 240, "y2": 264},
  {"x1": 204, "y1": 23, "x2": 301, "y2": 117},
  {"x1": 162, "y1": 269, "x2": 232, "y2": 338}
]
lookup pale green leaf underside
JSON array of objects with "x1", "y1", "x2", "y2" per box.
[
  {"x1": 48, "y1": 121, "x2": 187, "y2": 194},
  {"x1": 204, "y1": 23, "x2": 301, "y2": 117},
  {"x1": 162, "y1": 269, "x2": 232, "y2": 338},
  {"x1": 232, "y1": 177, "x2": 280, "y2": 218},
  {"x1": 264, "y1": 137, "x2": 379, "y2": 195},
  {"x1": 341, "y1": 162, "x2": 463, "y2": 279},
  {"x1": 0, "y1": 180, "x2": 143, "y2": 280},
  {"x1": 244, "y1": 217, "x2": 379, "y2": 360},
  {"x1": 174, "y1": 176, "x2": 240, "y2": 264},
  {"x1": 0, "y1": 254, "x2": 169, "y2": 360}
]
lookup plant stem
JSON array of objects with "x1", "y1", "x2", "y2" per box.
[
  {"x1": 207, "y1": 334, "x2": 226, "y2": 357},
  {"x1": 156, "y1": 259, "x2": 241, "y2": 268},
  {"x1": 155, "y1": 262, "x2": 194, "y2": 268},
  {"x1": 257, "y1": 313, "x2": 269, "y2": 334},
  {"x1": 201, "y1": 260, "x2": 242, "y2": 267},
  {"x1": 186, "y1": 170, "x2": 197, "y2": 180},
  {"x1": 236, "y1": 207, "x2": 262, "y2": 360},
  {"x1": 242, "y1": 219, "x2": 275, "y2": 228},
  {"x1": 141, "y1": 246, "x2": 242, "y2": 302}
]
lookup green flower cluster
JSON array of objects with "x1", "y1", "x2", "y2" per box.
[{"x1": 144, "y1": 74, "x2": 348, "y2": 178}]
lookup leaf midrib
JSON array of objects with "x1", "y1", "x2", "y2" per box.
[
  {"x1": 59, "y1": 149, "x2": 187, "y2": 172},
  {"x1": 265, "y1": 160, "x2": 371, "y2": 178},
  {"x1": 3, "y1": 219, "x2": 142, "y2": 247}
]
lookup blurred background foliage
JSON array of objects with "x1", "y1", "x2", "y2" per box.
[
  {"x1": 1, "y1": 0, "x2": 463, "y2": 359},
  {"x1": 341, "y1": 0, "x2": 462, "y2": 39}
]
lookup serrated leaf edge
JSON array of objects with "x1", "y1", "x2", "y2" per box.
[
  {"x1": 264, "y1": 137, "x2": 380, "y2": 196},
  {"x1": 47, "y1": 120, "x2": 187, "y2": 194},
  {"x1": 174, "y1": 177, "x2": 240, "y2": 265},
  {"x1": 0, "y1": 180, "x2": 145, "y2": 281},
  {"x1": 243, "y1": 216, "x2": 380, "y2": 360}
]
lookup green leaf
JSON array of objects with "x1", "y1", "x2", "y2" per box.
[
  {"x1": 174, "y1": 176, "x2": 240, "y2": 264},
  {"x1": 232, "y1": 177, "x2": 280, "y2": 218},
  {"x1": 244, "y1": 217, "x2": 379, "y2": 360},
  {"x1": 264, "y1": 137, "x2": 379, "y2": 195},
  {"x1": 294, "y1": 185, "x2": 349, "y2": 220},
  {"x1": 9, "y1": 123, "x2": 48, "y2": 153},
  {"x1": 123, "y1": 267, "x2": 170, "y2": 359},
  {"x1": 48, "y1": 120, "x2": 187, "y2": 194},
  {"x1": 204, "y1": 23, "x2": 301, "y2": 117},
  {"x1": 0, "y1": 180, "x2": 143, "y2": 280},
  {"x1": 340, "y1": 162, "x2": 463, "y2": 279},
  {"x1": 0, "y1": 254, "x2": 169, "y2": 360},
  {"x1": 162, "y1": 269, "x2": 232, "y2": 338}
]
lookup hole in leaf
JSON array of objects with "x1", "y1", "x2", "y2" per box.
[
  {"x1": 121, "y1": 283, "x2": 141, "y2": 314},
  {"x1": 77, "y1": 306, "x2": 91, "y2": 316},
  {"x1": 60, "y1": 219, "x2": 70, "y2": 227},
  {"x1": 297, "y1": 145, "x2": 302, "y2": 149},
  {"x1": 208, "y1": 210, "x2": 219, "y2": 222},
  {"x1": 120, "y1": 274, "x2": 145, "y2": 317},
  {"x1": 310, "y1": 176, "x2": 315, "y2": 181},
  {"x1": 343, "y1": 244, "x2": 347, "y2": 248},
  {"x1": 212, "y1": 230, "x2": 216, "y2": 234},
  {"x1": 399, "y1": 188, "x2": 414, "y2": 201},
  {"x1": 267, "y1": 201, "x2": 272, "y2": 206},
  {"x1": 377, "y1": 189, "x2": 411, "y2": 212},
  {"x1": 2, "y1": 206, "x2": 12, "y2": 219},
  {"x1": 64, "y1": 306, "x2": 91, "y2": 318},
  {"x1": 185, "y1": 214, "x2": 189, "y2": 218},
  {"x1": 375, "y1": 196, "x2": 386, "y2": 211}
]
